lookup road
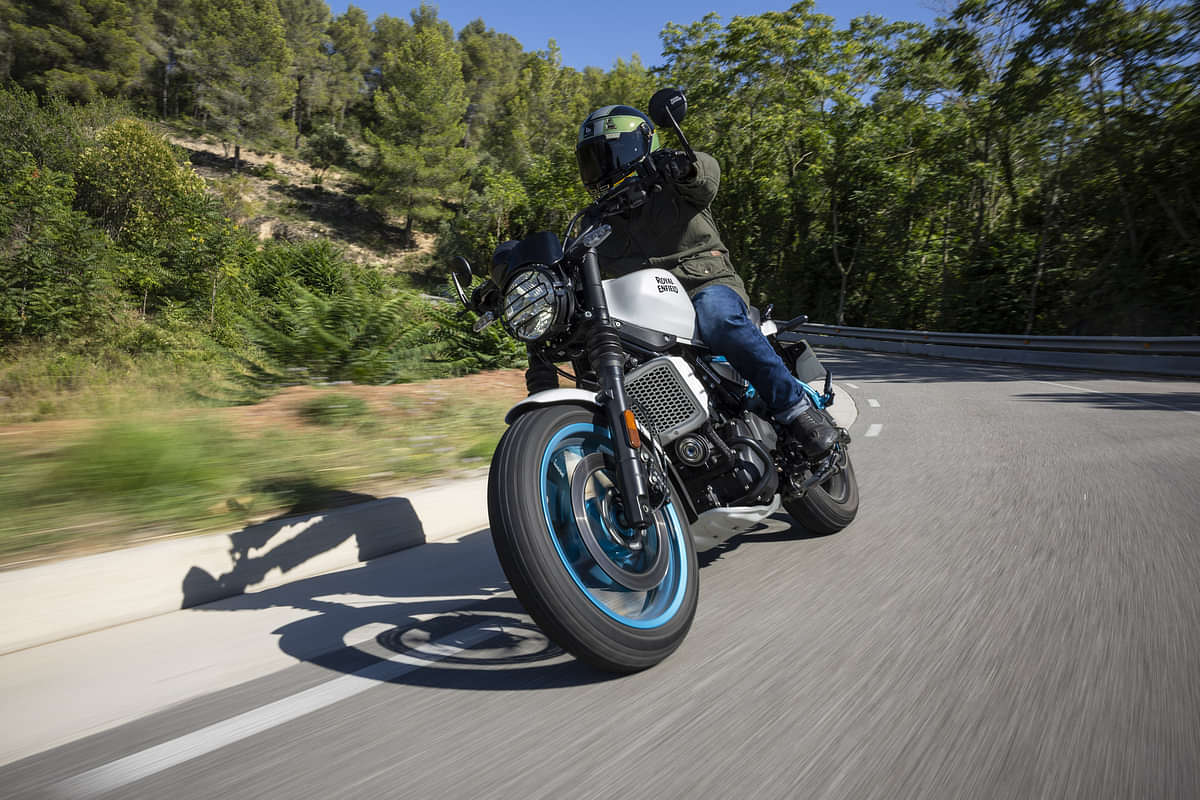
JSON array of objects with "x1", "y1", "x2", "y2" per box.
[{"x1": 2, "y1": 351, "x2": 1198, "y2": 799}]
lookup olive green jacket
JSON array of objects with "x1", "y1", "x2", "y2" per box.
[{"x1": 593, "y1": 151, "x2": 749, "y2": 306}]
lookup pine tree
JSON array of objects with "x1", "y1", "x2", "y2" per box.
[
  {"x1": 326, "y1": 4, "x2": 371, "y2": 128},
  {"x1": 276, "y1": 0, "x2": 329, "y2": 145},
  {"x1": 189, "y1": 0, "x2": 292, "y2": 170},
  {"x1": 361, "y1": 18, "x2": 473, "y2": 242},
  {"x1": 5, "y1": 0, "x2": 154, "y2": 102}
]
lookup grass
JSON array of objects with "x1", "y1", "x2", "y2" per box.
[
  {"x1": 0, "y1": 342, "x2": 246, "y2": 423},
  {"x1": 0, "y1": 357, "x2": 515, "y2": 565}
]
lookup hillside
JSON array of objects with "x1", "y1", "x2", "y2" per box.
[{"x1": 164, "y1": 130, "x2": 440, "y2": 283}]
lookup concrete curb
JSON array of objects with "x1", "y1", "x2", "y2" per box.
[
  {"x1": 0, "y1": 382, "x2": 857, "y2": 656},
  {"x1": 0, "y1": 474, "x2": 490, "y2": 655}
]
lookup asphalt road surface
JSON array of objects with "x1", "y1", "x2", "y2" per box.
[{"x1": 2, "y1": 351, "x2": 1198, "y2": 799}]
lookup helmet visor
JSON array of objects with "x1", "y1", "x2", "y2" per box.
[{"x1": 576, "y1": 131, "x2": 650, "y2": 188}]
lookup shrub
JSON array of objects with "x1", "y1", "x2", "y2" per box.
[
  {"x1": 241, "y1": 280, "x2": 440, "y2": 384},
  {"x1": 75, "y1": 118, "x2": 207, "y2": 241},
  {"x1": 255, "y1": 161, "x2": 284, "y2": 182},
  {"x1": 0, "y1": 86, "x2": 125, "y2": 175},
  {"x1": 297, "y1": 393, "x2": 370, "y2": 426},
  {"x1": 300, "y1": 124, "x2": 351, "y2": 180},
  {"x1": 246, "y1": 239, "x2": 354, "y2": 302},
  {"x1": 211, "y1": 175, "x2": 260, "y2": 224},
  {"x1": 425, "y1": 288, "x2": 527, "y2": 375}
]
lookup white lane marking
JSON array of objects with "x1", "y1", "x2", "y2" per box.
[
  {"x1": 867, "y1": 399, "x2": 880, "y2": 408},
  {"x1": 52, "y1": 623, "x2": 501, "y2": 799},
  {"x1": 865, "y1": 424, "x2": 883, "y2": 437},
  {"x1": 1033, "y1": 380, "x2": 1200, "y2": 416},
  {"x1": 844, "y1": 382, "x2": 859, "y2": 390}
]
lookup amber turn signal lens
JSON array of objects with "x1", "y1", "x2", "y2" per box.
[{"x1": 622, "y1": 409, "x2": 641, "y2": 449}]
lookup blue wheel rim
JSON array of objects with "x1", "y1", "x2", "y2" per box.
[{"x1": 539, "y1": 422, "x2": 689, "y2": 629}]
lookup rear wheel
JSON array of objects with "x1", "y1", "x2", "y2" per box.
[
  {"x1": 488, "y1": 405, "x2": 699, "y2": 673},
  {"x1": 783, "y1": 418, "x2": 859, "y2": 535}
]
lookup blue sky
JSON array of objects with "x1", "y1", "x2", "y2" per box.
[{"x1": 328, "y1": 1, "x2": 950, "y2": 71}]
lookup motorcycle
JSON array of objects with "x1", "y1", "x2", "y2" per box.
[{"x1": 447, "y1": 88, "x2": 858, "y2": 673}]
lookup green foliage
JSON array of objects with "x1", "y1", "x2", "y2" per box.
[
  {"x1": 326, "y1": 5, "x2": 372, "y2": 126},
  {"x1": 296, "y1": 392, "x2": 370, "y2": 426},
  {"x1": 425, "y1": 289, "x2": 527, "y2": 375},
  {"x1": 209, "y1": 174, "x2": 261, "y2": 223},
  {"x1": 0, "y1": 0, "x2": 1195, "y2": 395},
  {"x1": 361, "y1": 18, "x2": 474, "y2": 235},
  {"x1": 246, "y1": 239, "x2": 358, "y2": 301},
  {"x1": 48, "y1": 418, "x2": 241, "y2": 499},
  {"x1": 75, "y1": 119, "x2": 208, "y2": 239},
  {"x1": 241, "y1": 280, "x2": 439, "y2": 384},
  {"x1": 5, "y1": 0, "x2": 153, "y2": 102},
  {"x1": 189, "y1": 0, "x2": 293, "y2": 166},
  {"x1": 277, "y1": 0, "x2": 332, "y2": 139},
  {"x1": 300, "y1": 123, "x2": 351, "y2": 178},
  {"x1": 0, "y1": 148, "x2": 122, "y2": 342},
  {"x1": 0, "y1": 86, "x2": 126, "y2": 174}
]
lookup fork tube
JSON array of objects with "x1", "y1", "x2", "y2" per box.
[{"x1": 580, "y1": 249, "x2": 651, "y2": 531}]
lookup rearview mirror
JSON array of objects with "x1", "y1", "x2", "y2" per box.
[
  {"x1": 648, "y1": 88, "x2": 687, "y2": 128},
  {"x1": 449, "y1": 256, "x2": 472, "y2": 308}
]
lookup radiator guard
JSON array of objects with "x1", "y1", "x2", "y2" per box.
[{"x1": 624, "y1": 356, "x2": 709, "y2": 445}]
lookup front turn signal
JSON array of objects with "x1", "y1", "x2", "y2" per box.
[{"x1": 622, "y1": 409, "x2": 642, "y2": 449}]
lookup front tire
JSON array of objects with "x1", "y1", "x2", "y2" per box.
[{"x1": 488, "y1": 405, "x2": 699, "y2": 673}]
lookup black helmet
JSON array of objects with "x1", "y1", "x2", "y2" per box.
[{"x1": 575, "y1": 105, "x2": 660, "y2": 196}]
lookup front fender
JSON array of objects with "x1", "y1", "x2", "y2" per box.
[{"x1": 504, "y1": 388, "x2": 601, "y2": 425}]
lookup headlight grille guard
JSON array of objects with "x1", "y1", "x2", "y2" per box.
[{"x1": 501, "y1": 264, "x2": 572, "y2": 343}]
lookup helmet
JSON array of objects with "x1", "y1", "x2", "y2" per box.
[{"x1": 575, "y1": 105, "x2": 661, "y2": 196}]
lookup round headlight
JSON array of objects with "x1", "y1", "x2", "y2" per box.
[{"x1": 503, "y1": 268, "x2": 565, "y2": 342}]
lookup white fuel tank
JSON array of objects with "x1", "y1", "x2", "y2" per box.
[{"x1": 602, "y1": 269, "x2": 697, "y2": 344}]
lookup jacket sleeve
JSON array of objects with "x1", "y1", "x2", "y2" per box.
[{"x1": 674, "y1": 151, "x2": 720, "y2": 209}]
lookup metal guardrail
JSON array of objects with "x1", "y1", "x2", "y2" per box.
[{"x1": 781, "y1": 324, "x2": 1200, "y2": 378}]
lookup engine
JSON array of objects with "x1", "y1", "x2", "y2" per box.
[{"x1": 673, "y1": 413, "x2": 778, "y2": 512}]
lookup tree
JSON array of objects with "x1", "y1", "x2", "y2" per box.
[
  {"x1": 146, "y1": 0, "x2": 197, "y2": 120},
  {"x1": 4, "y1": 0, "x2": 154, "y2": 102},
  {"x1": 360, "y1": 20, "x2": 473, "y2": 241},
  {"x1": 276, "y1": 0, "x2": 330, "y2": 145},
  {"x1": 0, "y1": 148, "x2": 122, "y2": 341},
  {"x1": 189, "y1": 0, "x2": 292, "y2": 170},
  {"x1": 458, "y1": 19, "x2": 524, "y2": 149},
  {"x1": 326, "y1": 4, "x2": 371, "y2": 128}
]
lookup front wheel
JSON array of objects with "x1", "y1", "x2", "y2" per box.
[
  {"x1": 488, "y1": 405, "x2": 699, "y2": 673},
  {"x1": 783, "y1": 443, "x2": 859, "y2": 535}
]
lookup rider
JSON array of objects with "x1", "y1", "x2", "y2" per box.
[{"x1": 526, "y1": 104, "x2": 837, "y2": 459}]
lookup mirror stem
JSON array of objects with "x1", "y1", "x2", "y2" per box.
[{"x1": 663, "y1": 108, "x2": 697, "y2": 163}]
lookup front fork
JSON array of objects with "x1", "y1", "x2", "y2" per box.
[{"x1": 579, "y1": 248, "x2": 653, "y2": 531}]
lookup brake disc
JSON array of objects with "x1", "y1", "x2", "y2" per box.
[{"x1": 569, "y1": 453, "x2": 669, "y2": 592}]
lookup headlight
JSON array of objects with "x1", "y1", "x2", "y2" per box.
[{"x1": 503, "y1": 267, "x2": 567, "y2": 342}]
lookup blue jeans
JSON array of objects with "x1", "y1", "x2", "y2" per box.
[{"x1": 692, "y1": 285, "x2": 809, "y2": 421}]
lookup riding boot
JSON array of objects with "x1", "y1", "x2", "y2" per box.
[{"x1": 789, "y1": 406, "x2": 838, "y2": 460}]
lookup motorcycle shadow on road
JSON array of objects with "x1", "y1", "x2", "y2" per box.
[
  {"x1": 179, "y1": 490, "x2": 426, "y2": 609},
  {"x1": 184, "y1": 527, "x2": 619, "y2": 691}
]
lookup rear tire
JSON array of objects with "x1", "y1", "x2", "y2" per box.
[
  {"x1": 783, "y1": 446, "x2": 859, "y2": 535},
  {"x1": 488, "y1": 405, "x2": 699, "y2": 673}
]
